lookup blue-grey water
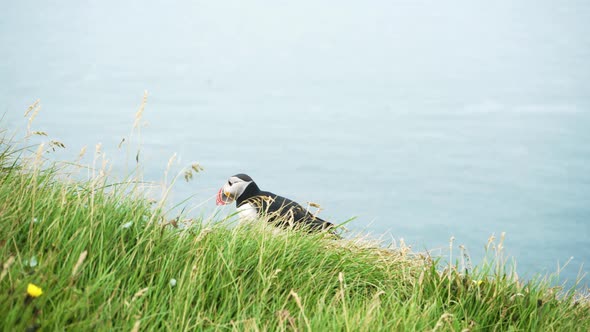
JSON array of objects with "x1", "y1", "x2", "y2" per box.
[{"x1": 1, "y1": 1, "x2": 589, "y2": 288}]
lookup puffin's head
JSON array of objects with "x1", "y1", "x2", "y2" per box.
[{"x1": 216, "y1": 173, "x2": 254, "y2": 206}]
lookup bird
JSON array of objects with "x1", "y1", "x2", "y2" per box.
[{"x1": 216, "y1": 173, "x2": 335, "y2": 232}]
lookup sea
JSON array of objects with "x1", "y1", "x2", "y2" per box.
[{"x1": 1, "y1": 1, "x2": 589, "y2": 289}]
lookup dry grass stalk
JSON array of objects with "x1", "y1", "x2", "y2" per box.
[
  {"x1": 71, "y1": 250, "x2": 88, "y2": 277},
  {"x1": 289, "y1": 289, "x2": 311, "y2": 331},
  {"x1": 33, "y1": 142, "x2": 45, "y2": 169},
  {"x1": 1, "y1": 256, "x2": 15, "y2": 282},
  {"x1": 448, "y1": 236, "x2": 455, "y2": 305},
  {"x1": 164, "y1": 153, "x2": 177, "y2": 184},
  {"x1": 433, "y1": 312, "x2": 454, "y2": 332},
  {"x1": 191, "y1": 163, "x2": 204, "y2": 173},
  {"x1": 194, "y1": 228, "x2": 212, "y2": 243},
  {"x1": 48, "y1": 140, "x2": 66, "y2": 152},
  {"x1": 134, "y1": 90, "x2": 148, "y2": 129},
  {"x1": 183, "y1": 169, "x2": 193, "y2": 182},
  {"x1": 24, "y1": 99, "x2": 40, "y2": 117},
  {"x1": 131, "y1": 319, "x2": 141, "y2": 332},
  {"x1": 25, "y1": 100, "x2": 42, "y2": 137},
  {"x1": 78, "y1": 146, "x2": 87, "y2": 160},
  {"x1": 307, "y1": 201, "x2": 323, "y2": 218},
  {"x1": 276, "y1": 310, "x2": 298, "y2": 332},
  {"x1": 95, "y1": 143, "x2": 102, "y2": 156},
  {"x1": 131, "y1": 287, "x2": 149, "y2": 302},
  {"x1": 184, "y1": 163, "x2": 204, "y2": 182}
]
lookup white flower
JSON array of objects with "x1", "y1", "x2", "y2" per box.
[
  {"x1": 29, "y1": 256, "x2": 38, "y2": 267},
  {"x1": 169, "y1": 279, "x2": 177, "y2": 287},
  {"x1": 121, "y1": 221, "x2": 133, "y2": 229}
]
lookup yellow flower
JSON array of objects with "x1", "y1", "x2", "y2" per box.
[{"x1": 27, "y1": 283, "x2": 43, "y2": 297}]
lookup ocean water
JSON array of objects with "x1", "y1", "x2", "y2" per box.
[{"x1": 1, "y1": 1, "x2": 589, "y2": 287}]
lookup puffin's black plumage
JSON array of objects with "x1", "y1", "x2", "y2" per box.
[
  {"x1": 238, "y1": 183, "x2": 333, "y2": 231},
  {"x1": 217, "y1": 173, "x2": 334, "y2": 232}
]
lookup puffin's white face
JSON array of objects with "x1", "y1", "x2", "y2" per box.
[{"x1": 216, "y1": 174, "x2": 253, "y2": 205}]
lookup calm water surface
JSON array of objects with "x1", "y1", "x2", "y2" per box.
[{"x1": 1, "y1": 1, "x2": 589, "y2": 287}]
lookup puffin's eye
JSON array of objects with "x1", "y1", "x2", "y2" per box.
[{"x1": 228, "y1": 180, "x2": 232, "y2": 186}]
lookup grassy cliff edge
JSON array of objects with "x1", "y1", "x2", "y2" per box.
[{"x1": 1, "y1": 136, "x2": 589, "y2": 331}]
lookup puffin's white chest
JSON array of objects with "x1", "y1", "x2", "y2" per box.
[{"x1": 236, "y1": 203, "x2": 258, "y2": 222}]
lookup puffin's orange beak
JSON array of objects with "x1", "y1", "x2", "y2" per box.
[{"x1": 216, "y1": 188, "x2": 233, "y2": 205}]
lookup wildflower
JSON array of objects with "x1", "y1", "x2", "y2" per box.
[
  {"x1": 29, "y1": 256, "x2": 38, "y2": 268},
  {"x1": 169, "y1": 279, "x2": 177, "y2": 287},
  {"x1": 121, "y1": 221, "x2": 133, "y2": 229},
  {"x1": 27, "y1": 283, "x2": 43, "y2": 297},
  {"x1": 473, "y1": 279, "x2": 483, "y2": 286}
]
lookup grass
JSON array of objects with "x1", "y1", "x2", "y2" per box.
[{"x1": 1, "y1": 129, "x2": 589, "y2": 331}]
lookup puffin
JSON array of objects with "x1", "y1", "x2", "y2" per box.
[{"x1": 216, "y1": 173, "x2": 335, "y2": 232}]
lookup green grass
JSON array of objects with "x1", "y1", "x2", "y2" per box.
[{"x1": 1, "y1": 134, "x2": 589, "y2": 331}]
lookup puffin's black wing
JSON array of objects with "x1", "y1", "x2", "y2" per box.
[{"x1": 248, "y1": 191, "x2": 334, "y2": 232}]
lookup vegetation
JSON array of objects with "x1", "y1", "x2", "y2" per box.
[{"x1": 1, "y1": 127, "x2": 589, "y2": 331}]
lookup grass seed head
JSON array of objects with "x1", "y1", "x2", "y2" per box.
[{"x1": 71, "y1": 250, "x2": 88, "y2": 277}]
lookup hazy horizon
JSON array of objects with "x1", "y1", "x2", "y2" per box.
[{"x1": 2, "y1": 1, "x2": 589, "y2": 287}]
